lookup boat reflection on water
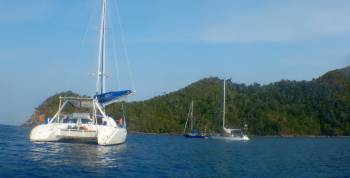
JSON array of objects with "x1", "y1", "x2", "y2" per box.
[
  {"x1": 30, "y1": 141, "x2": 126, "y2": 168},
  {"x1": 96, "y1": 144, "x2": 127, "y2": 168}
]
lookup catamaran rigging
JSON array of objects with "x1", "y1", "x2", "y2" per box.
[{"x1": 29, "y1": 0, "x2": 134, "y2": 145}]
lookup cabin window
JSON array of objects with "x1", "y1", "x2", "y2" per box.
[
  {"x1": 97, "y1": 118, "x2": 103, "y2": 125},
  {"x1": 81, "y1": 118, "x2": 92, "y2": 124},
  {"x1": 63, "y1": 118, "x2": 78, "y2": 124}
]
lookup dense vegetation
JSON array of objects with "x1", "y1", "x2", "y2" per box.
[{"x1": 24, "y1": 66, "x2": 350, "y2": 136}]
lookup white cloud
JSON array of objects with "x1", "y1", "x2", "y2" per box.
[{"x1": 197, "y1": 1, "x2": 350, "y2": 43}]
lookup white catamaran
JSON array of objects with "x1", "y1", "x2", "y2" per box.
[
  {"x1": 211, "y1": 79, "x2": 250, "y2": 141},
  {"x1": 29, "y1": 0, "x2": 134, "y2": 145}
]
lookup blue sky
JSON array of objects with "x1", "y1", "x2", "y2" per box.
[{"x1": 0, "y1": 0, "x2": 349, "y2": 125}]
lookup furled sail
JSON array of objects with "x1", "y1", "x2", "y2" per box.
[{"x1": 95, "y1": 90, "x2": 134, "y2": 106}]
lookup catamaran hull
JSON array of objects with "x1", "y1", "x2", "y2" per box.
[
  {"x1": 30, "y1": 124, "x2": 127, "y2": 145},
  {"x1": 97, "y1": 126, "x2": 127, "y2": 145},
  {"x1": 29, "y1": 124, "x2": 60, "y2": 142}
]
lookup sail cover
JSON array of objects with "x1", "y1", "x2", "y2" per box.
[
  {"x1": 67, "y1": 99, "x2": 94, "y2": 108},
  {"x1": 60, "y1": 97, "x2": 94, "y2": 108},
  {"x1": 96, "y1": 90, "x2": 133, "y2": 106}
]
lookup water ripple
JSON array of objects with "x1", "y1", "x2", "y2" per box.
[{"x1": 1, "y1": 125, "x2": 350, "y2": 177}]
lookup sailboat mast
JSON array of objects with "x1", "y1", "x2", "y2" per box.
[
  {"x1": 102, "y1": 0, "x2": 107, "y2": 94},
  {"x1": 190, "y1": 100, "x2": 194, "y2": 131},
  {"x1": 183, "y1": 101, "x2": 193, "y2": 134},
  {"x1": 222, "y1": 79, "x2": 226, "y2": 129},
  {"x1": 96, "y1": 0, "x2": 107, "y2": 95}
]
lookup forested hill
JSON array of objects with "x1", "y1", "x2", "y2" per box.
[
  {"x1": 23, "y1": 91, "x2": 83, "y2": 127},
  {"x1": 24, "y1": 66, "x2": 350, "y2": 136}
]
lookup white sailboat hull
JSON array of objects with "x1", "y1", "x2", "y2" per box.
[
  {"x1": 211, "y1": 135, "x2": 250, "y2": 141},
  {"x1": 29, "y1": 124, "x2": 60, "y2": 142},
  {"x1": 30, "y1": 123, "x2": 127, "y2": 145},
  {"x1": 97, "y1": 126, "x2": 127, "y2": 145}
]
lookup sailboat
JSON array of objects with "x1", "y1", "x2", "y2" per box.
[
  {"x1": 183, "y1": 101, "x2": 208, "y2": 139},
  {"x1": 211, "y1": 79, "x2": 249, "y2": 141},
  {"x1": 29, "y1": 0, "x2": 134, "y2": 145}
]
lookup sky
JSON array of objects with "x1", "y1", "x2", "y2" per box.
[{"x1": 0, "y1": 0, "x2": 349, "y2": 125}]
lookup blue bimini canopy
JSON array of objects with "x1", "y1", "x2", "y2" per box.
[{"x1": 95, "y1": 90, "x2": 133, "y2": 106}]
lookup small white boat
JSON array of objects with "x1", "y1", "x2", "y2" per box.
[
  {"x1": 29, "y1": 0, "x2": 134, "y2": 145},
  {"x1": 211, "y1": 129, "x2": 250, "y2": 141},
  {"x1": 211, "y1": 79, "x2": 250, "y2": 141}
]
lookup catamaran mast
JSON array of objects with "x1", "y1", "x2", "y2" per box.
[
  {"x1": 96, "y1": 0, "x2": 107, "y2": 95},
  {"x1": 222, "y1": 79, "x2": 226, "y2": 129}
]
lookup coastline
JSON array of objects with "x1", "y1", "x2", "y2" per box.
[
  {"x1": 128, "y1": 131, "x2": 350, "y2": 138},
  {"x1": 16, "y1": 124, "x2": 350, "y2": 137}
]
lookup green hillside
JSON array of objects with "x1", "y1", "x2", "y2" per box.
[
  {"x1": 24, "y1": 66, "x2": 350, "y2": 136},
  {"x1": 23, "y1": 91, "x2": 84, "y2": 127}
]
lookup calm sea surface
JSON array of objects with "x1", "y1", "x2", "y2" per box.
[{"x1": 0, "y1": 125, "x2": 349, "y2": 178}]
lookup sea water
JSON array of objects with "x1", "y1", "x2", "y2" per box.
[{"x1": 0, "y1": 125, "x2": 349, "y2": 177}]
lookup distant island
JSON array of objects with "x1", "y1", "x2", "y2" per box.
[{"x1": 23, "y1": 66, "x2": 350, "y2": 136}]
